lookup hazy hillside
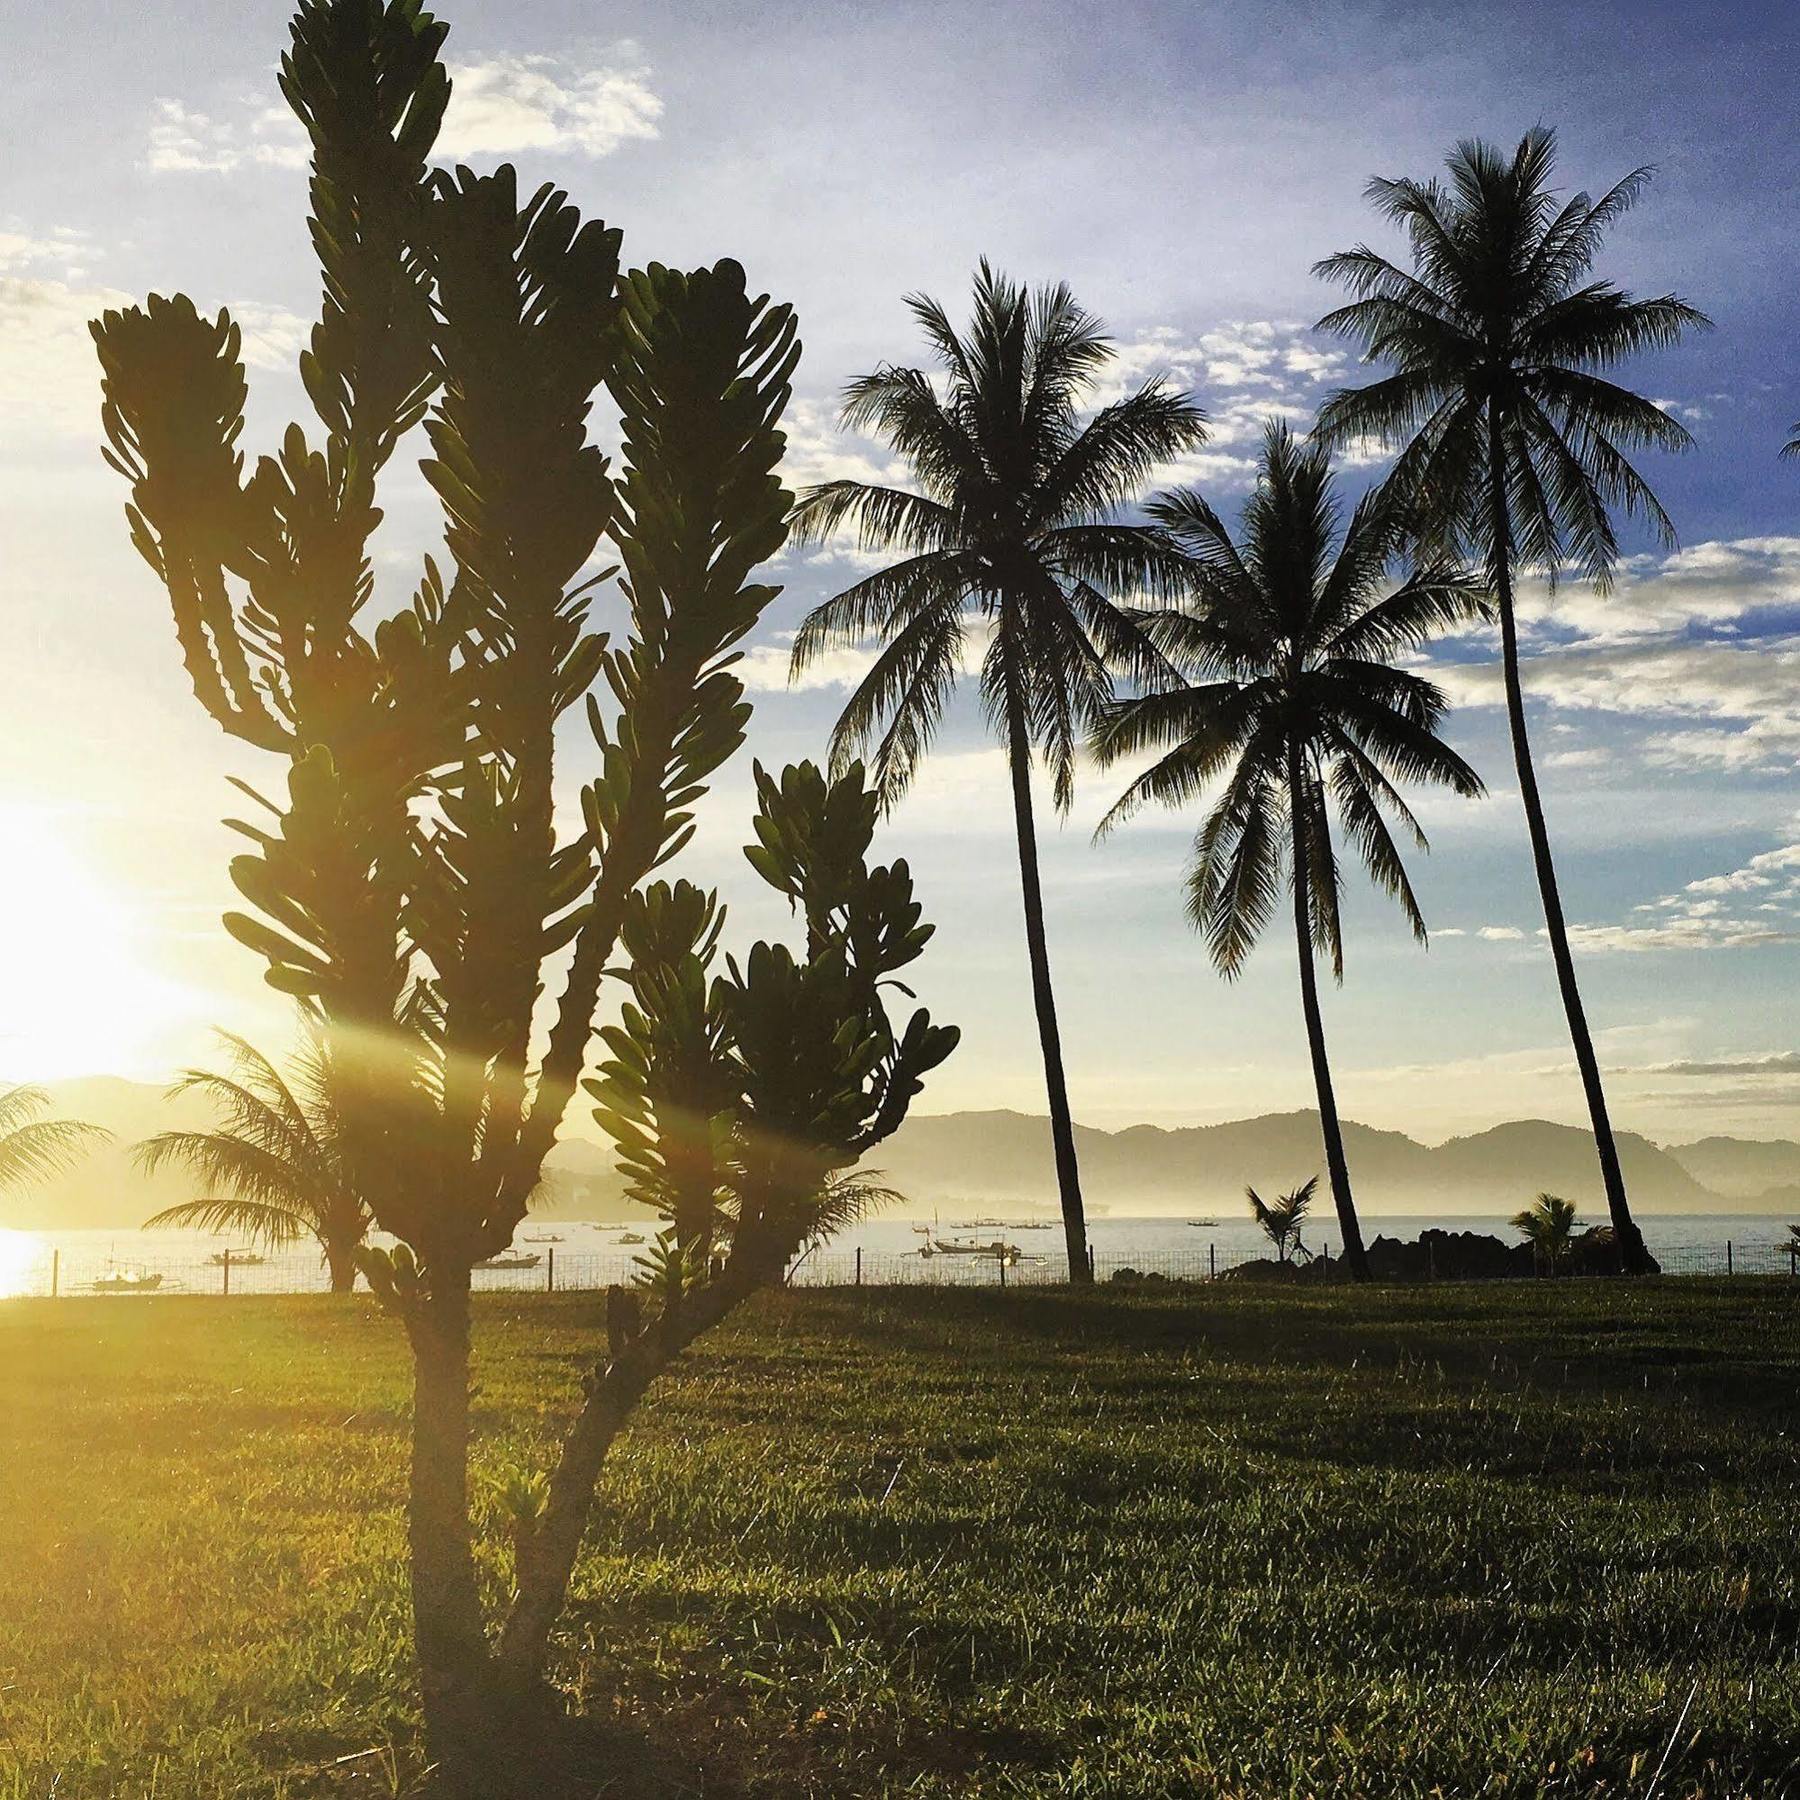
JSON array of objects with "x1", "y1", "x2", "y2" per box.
[
  {"x1": 8, "y1": 1082, "x2": 1791, "y2": 1230},
  {"x1": 870, "y1": 1109, "x2": 1746, "y2": 1216},
  {"x1": 1664, "y1": 1136, "x2": 1800, "y2": 1200}
]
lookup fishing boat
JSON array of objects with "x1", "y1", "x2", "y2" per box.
[
  {"x1": 91, "y1": 1269, "x2": 163, "y2": 1293},
  {"x1": 475, "y1": 1251, "x2": 542, "y2": 1271},
  {"x1": 614, "y1": 1231, "x2": 647, "y2": 1246},
  {"x1": 208, "y1": 1249, "x2": 266, "y2": 1266},
  {"x1": 919, "y1": 1234, "x2": 1022, "y2": 1264},
  {"x1": 1186, "y1": 1219, "x2": 1219, "y2": 1228},
  {"x1": 522, "y1": 1232, "x2": 564, "y2": 1244}
]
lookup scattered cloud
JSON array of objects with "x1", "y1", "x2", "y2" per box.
[
  {"x1": 146, "y1": 52, "x2": 661, "y2": 176},
  {"x1": 1476, "y1": 925, "x2": 1525, "y2": 941},
  {"x1": 437, "y1": 55, "x2": 661, "y2": 159},
  {"x1": 1563, "y1": 832, "x2": 1800, "y2": 954},
  {"x1": 147, "y1": 99, "x2": 306, "y2": 174},
  {"x1": 1650, "y1": 1052, "x2": 1800, "y2": 1077}
]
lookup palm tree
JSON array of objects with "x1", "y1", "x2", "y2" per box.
[
  {"x1": 0, "y1": 1085, "x2": 107, "y2": 1197},
  {"x1": 136, "y1": 1029, "x2": 368, "y2": 1293},
  {"x1": 788, "y1": 261, "x2": 1208, "y2": 1282},
  {"x1": 1247, "y1": 1176, "x2": 1316, "y2": 1264},
  {"x1": 1511, "y1": 1191, "x2": 1580, "y2": 1275},
  {"x1": 1093, "y1": 423, "x2": 1486, "y2": 1282},
  {"x1": 1311, "y1": 128, "x2": 1709, "y2": 1275}
]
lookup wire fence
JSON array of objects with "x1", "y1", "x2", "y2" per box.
[{"x1": 14, "y1": 1235, "x2": 1800, "y2": 1300}]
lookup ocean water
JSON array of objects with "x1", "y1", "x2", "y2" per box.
[{"x1": 0, "y1": 1210, "x2": 1792, "y2": 1298}]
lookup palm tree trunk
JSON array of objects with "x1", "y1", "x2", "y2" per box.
[
  {"x1": 1289, "y1": 742, "x2": 1370, "y2": 1282},
  {"x1": 404, "y1": 1267, "x2": 500, "y2": 1786},
  {"x1": 1486, "y1": 427, "x2": 1649, "y2": 1275},
  {"x1": 1003, "y1": 693, "x2": 1090, "y2": 1283}
]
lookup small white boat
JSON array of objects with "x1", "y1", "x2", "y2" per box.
[
  {"x1": 522, "y1": 1232, "x2": 564, "y2": 1244},
  {"x1": 476, "y1": 1252, "x2": 542, "y2": 1271},
  {"x1": 92, "y1": 1269, "x2": 164, "y2": 1293},
  {"x1": 1186, "y1": 1219, "x2": 1219, "y2": 1228},
  {"x1": 208, "y1": 1250, "x2": 266, "y2": 1266}
]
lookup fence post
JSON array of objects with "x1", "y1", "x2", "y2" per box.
[
  {"x1": 1209, "y1": 1241, "x2": 1216, "y2": 1281},
  {"x1": 546, "y1": 1247, "x2": 555, "y2": 1293},
  {"x1": 855, "y1": 1246, "x2": 863, "y2": 1288},
  {"x1": 222, "y1": 1247, "x2": 231, "y2": 1297},
  {"x1": 50, "y1": 1248, "x2": 58, "y2": 1299},
  {"x1": 1727, "y1": 1239, "x2": 1733, "y2": 1277},
  {"x1": 1087, "y1": 1245, "x2": 1096, "y2": 1284},
  {"x1": 998, "y1": 1249, "x2": 1007, "y2": 1289}
]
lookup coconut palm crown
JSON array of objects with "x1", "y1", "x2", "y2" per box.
[
  {"x1": 0, "y1": 1085, "x2": 108, "y2": 1197},
  {"x1": 1093, "y1": 422, "x2": 1487, "y2": 1279},
  {"x1": 136, "y1": 1027, "x2": 369, "y2": 1292},
  {"x1": 1309, "y1": 128, "x2": 1709, "y2": 1275},
  {"x1": 787, "y1": 261, "x2": 1208, "y2": 1281}
]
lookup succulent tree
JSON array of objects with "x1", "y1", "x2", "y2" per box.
[{"x1": 87, "y1": 0, "x2": 942, "y2": 1785}]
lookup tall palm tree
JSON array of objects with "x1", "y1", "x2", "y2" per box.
[
  {"x1": 788, "y1": 261, "x2": 1208, "y2": 1281},
  {"x1": 1311, "y1": 128, "x2": 1709, "y2": 1274},
  {"x1": 136, "y1": 1028, "x2": 369, "y2": 1292},
  {"x1": 1093, "y1": 423, "x2": 1486, "y2": 1281},
  {"x1": 0, "y1": 1085, "x2": 107, "y2": 1196}
]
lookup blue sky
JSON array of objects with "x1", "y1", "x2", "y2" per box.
[{"x1": 2, "y1": 0, "x2": 1797, "y2": 1143}]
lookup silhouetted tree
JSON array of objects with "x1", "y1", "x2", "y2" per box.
[
  {"x1": 789, "y1": 263, "x2": 1207, "y2": 1281},
  {"x1": 1247, "y1": 1176, "x2": 1316, "y2": 1263},
  {"x1": 1511, "y1": 1191, "x2": 1580, "y2": 1275},
  {"x1": 1312, "y1": 128, "x2": 1709, "y2": 1275},
  {"x1": 0, "y1": 1086, "x2": 106, "y2": 1197},
  {"x1": 1782, "y1": 427, "x2": 1800, "y2": 460},
  {"x1": 1093, "y1": 424, "x2": 1485, "y2": 1282},
  {"x1": 136, "y1": 1026, "x2": 368, "y2": 1292},
  {"x1": 92, "y1": 3, "x2": 952, "y2": 1786}
]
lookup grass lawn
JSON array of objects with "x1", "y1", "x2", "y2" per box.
[{"x1": 0, "y1": 1280, "x2": 1797, "y2": 1798}]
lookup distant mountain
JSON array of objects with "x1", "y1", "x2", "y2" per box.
[
  {"x1": 5, "y1": 1081, "x2": 1788, "y2": 1231},
  {"x1": 871, "y1": 1109, "x2": 1737, "y2": 1216},
  {"x1": 7, "y1": 1077, "x2": 646, "y2": 1231},
  {"x1": 1664, "y1": 1136, "x2": 1800, "y2": 1200}
]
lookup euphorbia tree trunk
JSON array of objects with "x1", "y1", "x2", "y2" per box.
[
  {"x1": 403, "y1": 1270, "x2": 497, "y2": 1778},
  {"x1": 1289, "y1": 742, "x2": 1370, "y2": 1282},
  {"x1": 1486, "y1": 417, "x2": 1649, "y2": 1276},
  {"x1": 1003, "y1": 689, "x2": 1091, "y2": 1283}
]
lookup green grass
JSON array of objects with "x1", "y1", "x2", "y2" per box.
[{"x1": 1, "y1": 1280, "x2": 1797, "y2": 1797}]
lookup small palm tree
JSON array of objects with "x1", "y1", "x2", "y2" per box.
[
  {"x1": 789, "y1": 261, "x2": 1208, "y2": 1282},
  {"x1": 1782, "y1": 428, "x2": 1799, "y2": 461},
  {"x1": 135, "y1": 1029, "x2": 368, "y2": 1292},
  {"x1": 0, "y1": 1085, "x2": 107, "y2": 1197},
  {"x1": 1093, "y1": 423, "x2": 1486, "y2": 1282},
  {"x1": 1312, "y1": 128, "x2": 1709, "y2": 1275},
  {"x1": 1511, "y1": 1191, "x2": 1580, "y2": 1275},
  {"x1": 1248, "y1": 1176, "x2": 1316, "y2": 1263}
]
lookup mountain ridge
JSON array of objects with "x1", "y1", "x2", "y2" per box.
[{"x1": 5, "y1": 1083, "x2": 1794, "y2": 1228}]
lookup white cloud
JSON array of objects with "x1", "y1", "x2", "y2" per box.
[
  {"x1": 146, "y1": 54, "x2": 661, "y2": 176},
  {"x1": 146, "y1": 99, "x2": 306, "y2": 174},
  {"x1": 1476, "y1": 925, "x2": 1525, "y2": 941},
  {"x1": 438, "y1": 56, "x2": 661, "y2": 159}
]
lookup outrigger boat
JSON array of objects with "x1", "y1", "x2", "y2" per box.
[
  {"x1": 475, "y1": 1251, "x2": 542, "y2": 1271},
  {"x1": 91, "y1": 1269, "x2": 163, "y2": 1293},
  {"x1": 522, "y1": 1231, "x2": 564, "y2": 1244},
  {"x1": 919, "y1": 1234, "x2": 1024, "y2": 1265},
  {"x1": 614, "y1": 1231, "x2": 647, "y2": 1246},
  {"x1": 208, "y1": 1249, "x2": 266, "y2": 1266}
]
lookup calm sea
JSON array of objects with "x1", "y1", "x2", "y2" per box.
[{"x1": 1, "y1": 1210, "x2": 1792, "y2": 1298}]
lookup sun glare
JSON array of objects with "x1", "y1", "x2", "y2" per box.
[{"x1": 0, "y1": 805, "x2": 196, "y2": 1081}]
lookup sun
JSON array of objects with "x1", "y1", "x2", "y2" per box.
[{"x1": 0, "y1": 804, "x2": 198, "y2": 1081}]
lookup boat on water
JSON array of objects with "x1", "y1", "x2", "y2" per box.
[
  {"x1": 522, "y1": 1232, "x2": 564, "y2": 1244},
  {"x1": 208, "y1": 1250, "x2": 266, "y2": 1266},
  {"x1": 615, "y1": 1231, "x2": 647, "y2": 1246},
  {"x1": 91, "y1": 1269, "x2": 164, "y2": 1293},
  {"x1": 475, "y1": 1252, "x2": 542, "y2": 1271},
  {"x1": 1186, "y1": 1219, "x2": 1219, "y2": 1228},
  {"x1": 920, "y1": 1235, "x2": 1023, "y2": 1264}
]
